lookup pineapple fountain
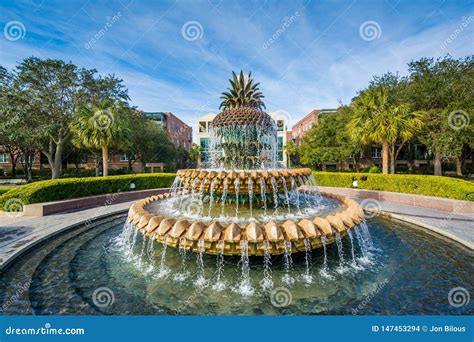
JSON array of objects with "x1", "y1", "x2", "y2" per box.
[{"x1": 127, "y1": 107, "x2": 365, "y2": 257}]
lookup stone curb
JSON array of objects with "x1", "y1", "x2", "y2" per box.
[
  {"x1": 22, "y1": 188, "x2": 170, "y2": 216},
  {"x1": 380, "y1": 211, "x2": 474, "y2": 251}
]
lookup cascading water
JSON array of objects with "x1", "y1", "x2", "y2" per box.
[
  {"x1": 261, "y1": 240, "x2": 273, "y2": 290},
  {"x1": 359, "y1": 221, "x2": 374, "y2": 249},
  {"x1": 302, "y1": 238, "x2": 313, "y2": 284},
  {"x1": 281, "y1": 176, "x2": 290, "y2": 212},
  {"x1": 156, "y1": 235, "x2": 170, "y2": 278},
  {"x1": 260, "y1": 177, "x2": 267, "y2": 215},
  {"x1": 270, "y1": 177, "x2": 279, "y2": 211},
  {"x1": 235, "y1": 241, "x2": 253, "y2": 296},
  {"x1": 221, "y1": 178, "x2": 228, "y2": 217},
  {"x1": 234, "y1": 178, "x2": 240, "y2": 218},
  {"x1": 212, "y1": 241, "x2": 226, "y2": 291},
  {"x1": 347, "y1": 229, "x2": 356, "y2": 265},
  {"x1": 174, "y1": 237, "x2": 189, "y2": 282},
  {"x1": 248, "y1": 177, "x2": 253, "y2": 217},
  {"x1": 195, "y1": 239, "x2": 207, "y2": 287},
  {"x1": 281, "y1": 241, "x2": 295, "y2": 285},
  {"x1": 354, "y1": 224, "x2": 370, "y2": 261},
  {"x1": 319, "y1": 236, "x2": 331, "y2": 278},
  {"x1": 335, "y1": 233, "x2": 345, "y2": 267},
  {"x1": 122, "y1": 107, "x2": 375, "y2": 298}
]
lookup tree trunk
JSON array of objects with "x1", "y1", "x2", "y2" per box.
[
  {"x1": 25, "y1": 152, "x2": 34, "y2": 182},
  {"x1": 51, "y1": 142, "x2": 64, "y2": 179},
  {"x1": 11, "y1": 161, "x2": 16, "y2": 178},
  {"x1": 354, "y1": 157, "x2": 360, "y2": 173},
  {"x1": 456, "y1": 157, "x2": 462, "y2": 176},
  {"x1": 102, "y1": 145, "x2": 109, "y2": 177},
  {"x1": 44, "y1": 136, "x2": 66, "y2": 179},
  {"x1": 389, "y1": 144, "x2": 396, "y2": 174},
  {"x1": 382, "y1": 140, "x2": 389, "y2": 175},
  {"x1": 434, "y1": 147, "x2": 442, "y2": 176},
  {"x1": 8, "y1": 149, "x2": 18, "y2": 178},
  {"x1": 407, "y1": 143, "x2": 413, "y2": 173}
]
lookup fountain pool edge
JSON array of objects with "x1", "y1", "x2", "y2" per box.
[
  {"x1": 380, "y1": 211, "x2": 474, "y2": 251},
  {"x1": 0, "y1": 203, "x2": 131, "y2": 272},
  {"x1": 1, "y1": 196, "x2": 472, "y2": 273}
]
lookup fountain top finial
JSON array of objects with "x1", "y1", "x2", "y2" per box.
[{"x1": 211, "y1": 107, "x2": 274, "y2": 129}]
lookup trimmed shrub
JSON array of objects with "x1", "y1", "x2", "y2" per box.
[
  {"x1": 0, "y1": 187, "x2": 11, "y2": 196},
  {"x1": 0, "y1": 173, "x2": 176, "y2": 206},
  {"x1": 313, "y1": 172, "x2": 474, "y2": 201},
  {"x1": 363, "y1": 166, "x2": 382, "y2": 173}
]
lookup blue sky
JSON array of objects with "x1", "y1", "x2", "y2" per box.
[{"x1": 1, "y1": 0, "x2": 473, "y2": 131}]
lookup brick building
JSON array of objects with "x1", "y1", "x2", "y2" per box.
[
  {"x1": 143, "y1": 112, "x2": 192, "y2": 150},
  {"x1": 0, "y1": 111, "x2": 193, "y2": 175},
  {"x1": 291, "y1": 109, "x2": 336, "y2": 146}
]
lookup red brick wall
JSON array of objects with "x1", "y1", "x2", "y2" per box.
[
  {"x1": 291, "y1": 109, "x2": 319, "y2": 143},
  {"x1": 165, "y1": 112, "x2": 192, "y2": 150}
]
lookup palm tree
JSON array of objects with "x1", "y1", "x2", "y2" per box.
[
  {"x1": 219, "y1": 70, "x2": 265, "y2": 110},
  {"x1": 71, "y1": 99, "x2": 131, "y2": 176},
  {"x1": 348, "y1": 85, "x2": 423, "y2": 174}
]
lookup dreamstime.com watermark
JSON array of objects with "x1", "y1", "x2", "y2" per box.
[
  {"x1": 360, "y1": 198, "x2": 381, "y2": 218},
  {"x1": 0, "y1": 279, "x2": 31, "y2": 313},
  {"x1": 93, "y1": 108, "x2": 115, "y2": 130},
  {"x1": 448, "y1": 110, "x2": 470, "y2": 131},
  {"x1": 172, "y1": 278, "x2": 211, "y2": 314},
  {"x1": 359, "y1": 20, "x2": 381, "y2": 41},
  {"x1": 269, "y1": 286, "x2": 292, "y2": 308},
  {"x1": 92, "y1": 287, "x2": 115, "y2": 308},
  {"x1": 3, "y1": 198, "x2": 25, "y2": 218},
  {"x1": 448, "y1": 287, "x2": 470, "y2": 308},
  {"x1": 84, "y1": 12, "x2": 122, "y2": 49},
  {"x1": 84, "y1": 191, "x2": 121, "y2": 226},
  {"x1": 4, "y1": 323, "x2": 85, "y2": 336},
  {"x1": 352, "y1": 278, "x2": 389, "y2": 315},
  {"x1": 3, "y1": 20, "x2": 26, "y2": 41},
  {"x1": 440, "y1": 16, "x2": 474, "y2": 50},
  {"x1": 181, "y1": 20, "x2": 203, "y2": 41},
  {"x1": 263, "y1": 12, "x2": 300, "y2": 49}
]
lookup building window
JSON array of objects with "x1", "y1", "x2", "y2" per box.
[
  {"x1": 0, "y1": 153, "x2": 8, "y2": 163},
  {"x1": 276, "y1": 120, "x2": 284, "y2": 131},
  {"x1": 120, "y1": 154, "x2": 129, "y2": 161},
  {"x1": 200, "y1": 138, "x2": 209, "y2": 162},
  {"x1": 277, "y1": 137, "x2": 284, "y2": 161},
  {"x1": 199, "y1": 121, "x2": 207, "y2": 133},
  {"x1": 371, "y1": 147, "x2": 382, "y2": 158}
]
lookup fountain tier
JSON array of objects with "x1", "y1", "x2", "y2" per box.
[
  {"x1": 176, "y1": 168, "x2": 312, "y2": 194},
  {"x1": 127, "y1": 192, "x2": 365, "y2": 256},
  {"x1": 206, "y1": 108, "x2": 278, "y2": 170}
]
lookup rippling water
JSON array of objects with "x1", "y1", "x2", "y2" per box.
[{"x1": 0, "y1": 215, "x2": 472, "y2": 315}]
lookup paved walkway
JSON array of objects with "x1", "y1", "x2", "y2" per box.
[
  {"x1": 0, "y1": 201, "x2": 133, "y2": 270},
  {"x1": 1, "y1": 196, "x2": 473, "y2": 270},
  {"x1": 357, "y1": 200, "x2": 474, "y2": 249}
]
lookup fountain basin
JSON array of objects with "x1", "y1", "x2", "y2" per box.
[{"x1": 127, "y1": 192, "x2": 365, "y2": 255}]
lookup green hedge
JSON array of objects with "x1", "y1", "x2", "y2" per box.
[
  {"x1": 0, "y1": 187, "x2": 11, "y2": 196},
  {"x1": 313, "y1": 172, "x2": 474, "y2": 201},
  {"x1": 0, "y1": 173, "x2": 176, "y2": 206}
]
